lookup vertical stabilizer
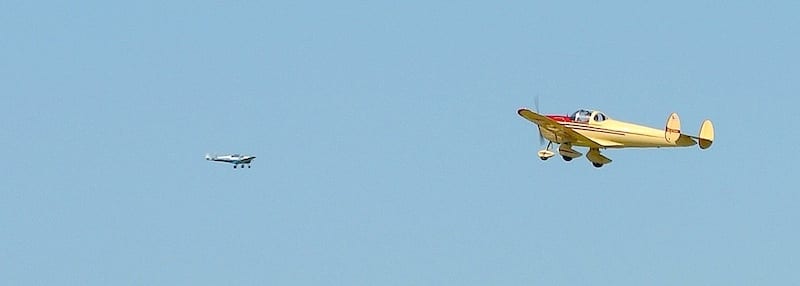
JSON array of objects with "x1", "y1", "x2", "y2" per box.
[
  {"x1": 665, "y1": 113, "x2": 681, "y2": 143},
  {"x1": 698, "y1": 120, "x2": 714, "y2": 149}
]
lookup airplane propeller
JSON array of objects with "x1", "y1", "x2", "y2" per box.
[{"x1": 534, "y1": 96, "x2": 545, "y2": 146}]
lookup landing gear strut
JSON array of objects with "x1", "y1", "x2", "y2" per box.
[{"x1": 586, "y1": 148, "x2": 612, "y2": 168}]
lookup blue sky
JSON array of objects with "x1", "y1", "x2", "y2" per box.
[{"x1": 2, "y1": 1, "x2": 798, "y2": 285}]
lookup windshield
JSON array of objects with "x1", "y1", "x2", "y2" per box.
[{"x1": 571, "y1": 110, "x2": 592, "y2": 123}]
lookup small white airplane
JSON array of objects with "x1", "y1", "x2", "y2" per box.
[
  {"x1": 205, "y1": 153, "x2": 256, "y2": 169},
  {"x1": 518, "y1": 107, "x2": 714, "y2": 168}
]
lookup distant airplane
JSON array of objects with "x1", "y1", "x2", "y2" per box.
[{"x1": 205, "y1": 153, "x2": 256, "y2": 169}]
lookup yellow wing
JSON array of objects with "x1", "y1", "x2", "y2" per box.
[{"x1": 517, "y1": 108, "x2": 610, "y2": 148}]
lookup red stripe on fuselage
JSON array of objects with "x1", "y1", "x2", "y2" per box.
[{"x1": 546, "y1": 115, "x2": 572, "y2": 122}]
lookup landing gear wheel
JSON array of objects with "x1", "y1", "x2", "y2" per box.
[
  {"x1": 248, "y1": 165, "x2": 251, "y2": 168},
  {"x1": 562, "y1": 156, "x2": 573, "y2": 162},
  {"x1": 539, "y1": 156, "x2": 549, "y2": 161},
  {"x1": 592, "y1": 162, "x2": 603, "y2": 168},
  {"x1": 233, "y1": 165, "x2": 237, "y2": 169}
]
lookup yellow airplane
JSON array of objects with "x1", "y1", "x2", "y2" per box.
[{"x1": 517, "y1": 108, "x2": 714, "y2": 168}]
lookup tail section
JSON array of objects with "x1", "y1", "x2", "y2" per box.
[
  {"x1": 698, "y1": 120, "x2": 714, "y2": 149},
  {"x1": 665, "y1": 113, "x2": 681, "y2": 143}
]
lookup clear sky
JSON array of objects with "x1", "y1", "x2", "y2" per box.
[{"x1": 2, "y1": 1, "x2": 799, "y2": 285}]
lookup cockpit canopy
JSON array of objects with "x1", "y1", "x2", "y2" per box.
[
  {"x1": 571, "y1": 109, "x2": 607, "y2": 123},
  {"x1": 232, "y1": 154, "x2": 241, "y2": 157}
]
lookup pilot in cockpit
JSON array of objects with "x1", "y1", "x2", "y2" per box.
[{"x1": 571, "y1": 110, "x2": 592, "y2": 123}]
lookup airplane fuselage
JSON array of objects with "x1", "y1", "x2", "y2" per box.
[{"x1": 544, "y1": 115, "x2": 696, "y2": 148}]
